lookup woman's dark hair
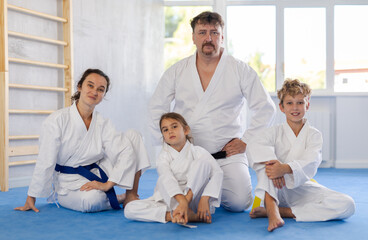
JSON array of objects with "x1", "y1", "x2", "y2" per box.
[{"x1": 71, "y1": 68, "x2": 110, "y2": 104}]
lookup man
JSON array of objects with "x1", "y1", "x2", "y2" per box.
[{"x1": 149, "y1": 11, "x2": 275, "y2": 212}]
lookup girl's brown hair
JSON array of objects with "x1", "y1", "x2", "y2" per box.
[{"x1": 159, "y1": 112, "x2": 193, "y2": 143}]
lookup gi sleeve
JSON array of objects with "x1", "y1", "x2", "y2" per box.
[
  {"x1": 239, "y1": 64, "x2": 276, "y2": 144},
  {"x1": 148, "y1": 67, "x2": 176, "y2": 145},
  {"x1": 246, "y1": 127, "x2": 278, "y2": 171},
  {"x1": 156, "y1": 150, "x2": 183, "y2": 201},
  {"x1": 102, "y1": 119, "x2": 136, "y2": 189},
  {"x1": 197, "y1": 149, "x2": 223, "y2": 207},
  {"x1": 285, "y1": 129, "x2": 323, "y2": 189},
  {"x1": 28, "y1": 116, "x2": 62, "y2": 198}
]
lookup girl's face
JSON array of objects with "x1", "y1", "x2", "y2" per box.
[
  {"x1": 77, "y1": 73, "x2": 107, "y2": 109},
  {"x1": 160, "y1": 118, "x2": 189, "y2": 152}
]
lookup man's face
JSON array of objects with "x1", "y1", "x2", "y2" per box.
[{"x1": 192, "y1": 22, "x2": 224, "y2": 57}]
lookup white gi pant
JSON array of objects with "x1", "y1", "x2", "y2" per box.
[
  {"x1": 124, "y1": 159, "x2": 218, "y2": 223},
  {"x1": 256, "y1": 170, "x2": 355, "y2": 221},
  {"x1": 57, "y1": 130, "x2": 150, "y2": 212},
  {"x1": 220, "y1": 162, "x2": 253, "y2": 212}
]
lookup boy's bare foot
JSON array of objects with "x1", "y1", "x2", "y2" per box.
[
  {"x1": 267, "y1": 211, "x2": 284, "y2": 232},
  {"x1": 249, "y1": 207, "x2": 267, "y2": 218}
]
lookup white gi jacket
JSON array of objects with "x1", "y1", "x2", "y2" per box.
[
  {"x1": 153, "y1": 141, "x2": 223, "y2": 210},
  {"x1": 246, "y1": 120, "x2": 323, "y2": 198},
  {"x1": 28, "y1": 104, "x2": 138, "y2": 198},
  {"x1": 149, "y1": 49, "x2": 275, "y2": 166}
]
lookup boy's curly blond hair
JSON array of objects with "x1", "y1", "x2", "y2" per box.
[{"x1": 277, "y1": 79, "x2": 311, "y2": 106}]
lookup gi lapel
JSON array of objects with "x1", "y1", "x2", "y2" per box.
[
  {"x1": 66, "y1": 104, "x2": 98, "y2": 165},
  {"x1": 283, "y1": 121, "x2": 309, "y2": 163},
  {"x1": 188, "y1": 50, "x2": 227, "y2": 125}
]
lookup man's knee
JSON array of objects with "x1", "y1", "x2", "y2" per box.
[{"x1": 221, "y1": 188, "x2": 253, "y2": 212}]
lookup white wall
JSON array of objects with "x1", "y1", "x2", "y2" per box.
[{"x1": 7, "y1": 0, "x2": 163, "y2": 188}]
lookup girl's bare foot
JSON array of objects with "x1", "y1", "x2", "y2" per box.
[{"x1": 249, "y1": 207, "x2": 267, "y2": 218}]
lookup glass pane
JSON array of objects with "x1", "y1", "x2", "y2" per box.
[
  {"x1": 284, "y1": 8, "x2": 326, "y2": 89},
  {"x1": 335, "y1": 5, "x2": 368, "y2": 92},
  {"x1": 227, "y1": 6, "x2": 276, "y2": 92},
  {"x1": 164, "y1": 6, "x2": 212, "y2": 70}
]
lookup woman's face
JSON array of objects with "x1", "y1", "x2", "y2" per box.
[{"x1": 77, "y1": 73, "x2": 107, "y2": 108}]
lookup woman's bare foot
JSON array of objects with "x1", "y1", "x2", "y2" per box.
[
  {"x1": 249, "y1": 207, "x2": 267, "y2": 218},
  {"x1": 123, "y1": 192, "x2": 139, "y2": 208}
]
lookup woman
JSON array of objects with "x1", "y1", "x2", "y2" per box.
[{"x1": 15, "y1": 69, "x2": 150, "y2": 212}]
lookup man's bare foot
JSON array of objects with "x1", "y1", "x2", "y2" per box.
[
  {"x1": 267, "y1": 211, "x2": 284, "y2": 232},
  {"x1": 117, "y1": 193, "x2": 126, "y2": 204},
  {"x1": 123, "y1": 192, "x2": 139, "y2": 208},
  {"x1": 249, "y1": 207, "x2": 267, "y2": 218}
]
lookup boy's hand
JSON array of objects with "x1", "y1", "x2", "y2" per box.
[
  {"x1": 197, "y1": 196, "x2": 212, "y2": 223},
  {"x1": 272, "y1": 177, "x2": 286, "y2": 189},
  {"x1": 265, "y1": 160, "x2": 291, "y2": 179}
]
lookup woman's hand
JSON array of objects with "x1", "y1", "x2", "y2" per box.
[
  {"x1": 80, "y1": 180, "x2": 115, "y2": 192},
  {"x1": 14, "y1": 196, "x2": 39, "y2": 212}
]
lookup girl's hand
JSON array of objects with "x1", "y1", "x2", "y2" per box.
[
  {"x1": 80, "y1": 180, "x2": 115, "y2": 192},
  {"x1": 14, "y1": 196, "x2": 39, "y2": 212},
  {"x1": 172, "y1": 200, "x2": 189, "y2": 224},
  {"x1": 197, "y1": 196, "x2": 212, "y2": 223}
]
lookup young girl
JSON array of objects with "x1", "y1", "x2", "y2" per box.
[
  {"x1": 125, "y1": 112, "x2": 223, "y2": 224},
  {"x1": 247, "y1": 79, "x2": 355, "y2": 231}
]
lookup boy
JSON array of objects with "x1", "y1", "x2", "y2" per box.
[{"x1": 246, "y1": 79, "x2": 355, "y2": 232}]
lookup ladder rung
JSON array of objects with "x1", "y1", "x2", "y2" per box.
[
  {"x1": 9, "y1": 109, "x2": 54, "y2": 114},
  {"x1": 9, "y1": 83, "x2": 68, "y2": 92},
  {"x1": 8, "y1": 31, "x2": 68, "y2": 46},
  {"x1": 7, "y1": 4, "x2": 67, "y2": 23},
  {"x1": 9, "y1": 57, "x2": 68, "y2": 69},
  {"x1": 9, "y1": 146, "x2": 38, "y2": 157},
  {"x1": 9, "y1": 160, "x2": 37, "y2": 166},
  {"x1": 9, "y1": 135, "x2": 40, "y2": 140}
]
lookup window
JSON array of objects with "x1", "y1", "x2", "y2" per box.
[
  {"x1": 284, "y1": 8, "x2": 326, "y2": 90},
  {"x1": 164, "y1": 6, "x2": 212, "y2": 69},
  {"x1": 227, "y1": 6, "x2": 276, "y2": 92},
  {"x1": 164, "y1": 0, "x2": 368, "y2": 93},
  {"x1": 335, "y1": 5, "x2": 368, "y2": 92}
]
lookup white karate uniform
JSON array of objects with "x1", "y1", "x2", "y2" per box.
[
  {"x1": 124, "y1": 141, "x2": 223, "y2": 223},
  {"x1": 28, "y1": 104, "x2": 151, "y2": 212},
  {"x1": 246, "y1": 121, "x2": 355, "y2": 221},
  {"x1": 149, "y1": 49, "x2": 276, "y2": 211}
]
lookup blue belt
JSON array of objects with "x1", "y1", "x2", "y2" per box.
[{"x1": 55, "y1": 163, "x2": 121, "y2": 210}]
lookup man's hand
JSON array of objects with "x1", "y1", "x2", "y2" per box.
[
  {"x1": 14, "y1": 196, "x2": 39, "y2": 212},
  {"x1": 222, "y1": 138, "x2": 246, "y2": 157},
  {"x1": 80, "y1": 180, "x2": 115, "y2": 192}
]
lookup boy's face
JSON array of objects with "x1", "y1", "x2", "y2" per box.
[{"x1": 279, "y1": 93, "x2": 310, "y2": 125}]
